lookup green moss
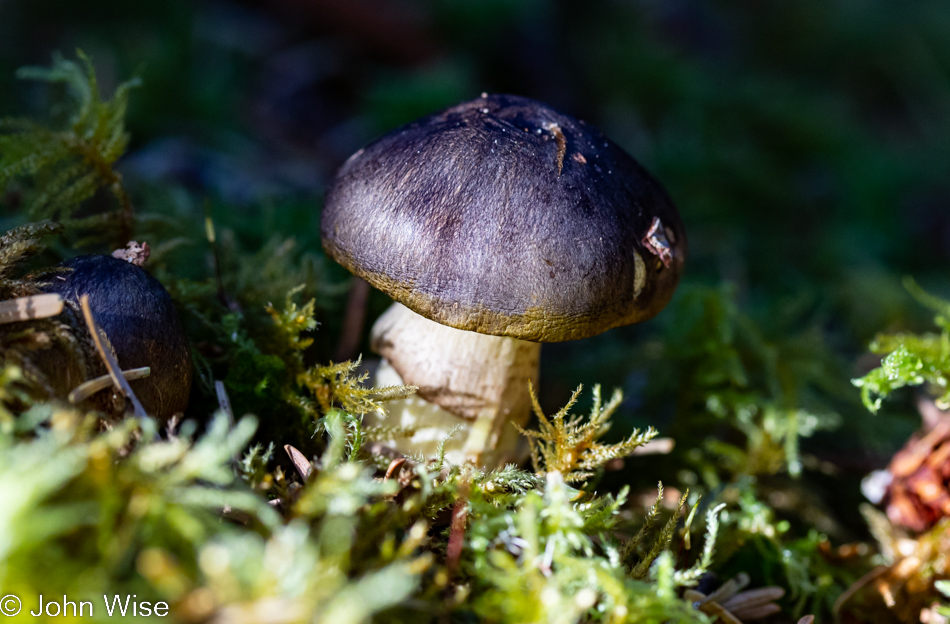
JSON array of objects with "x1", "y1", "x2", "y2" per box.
[
  {"x1": 0, "y1": 51, "x2": 925, "y2": 624},
  {"x1": 853, "y1": 278, "x2": 950, "y2": 412},
  {"x1": 0, "y1": 52, "x2": 139, "y2": 246}
]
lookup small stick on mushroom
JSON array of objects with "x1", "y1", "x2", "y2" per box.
[
  {"x1": 0, "y1": 293, "x2": 63, "y2": 324},
  {"x1": 79, "y1": 294, "x2": 147, "y2": 418},
  {"x1": 68, "y1": 367, "x2": 151, "y2": 404}
]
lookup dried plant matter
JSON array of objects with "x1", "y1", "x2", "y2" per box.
[
  {"x1": 0, "y1": 223, "x2": 89, "y2": 410},
  {"x1": 883, "y1": 403, "x2": 950, "y2": 531},
  {"x1": 76, "y1": 293, "x2": 148, "y2": 417},
  {"x1": 684, "y1": 573, "x2": 785, "y2": 623},
  {"x1": 0, "y1": 294, "x2": 63, "y2": 325},
  {"x1": 839, "y1": 508, "x2": 950, "y2": 623},
  {"x1": 111, "y1": 240, "x2": 150, "y2": 266}
]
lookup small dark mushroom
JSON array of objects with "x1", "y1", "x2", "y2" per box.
[
  {"x1": 37, "y1": 254, "x2": 192, "y2": 419},
  {"x1": 322, "y1": 94, "x2": 686, "y2": 466}
]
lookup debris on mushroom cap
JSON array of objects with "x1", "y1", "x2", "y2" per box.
[
  {"x1": 111, "y1": 240, "x2": 151, "y2": 266},
  {"x1": 322, "y1": 94, "x2": 686, "y2": 343},
  {"x1": 642, "y1": 216, "x2": 674, "y2": 268}
]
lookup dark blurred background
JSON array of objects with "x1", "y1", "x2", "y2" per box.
[
  {"x1": 2, "y1": 0, "x2": 949, "y2": 535},
  {"x1": 5, "y1": 0, "x2": 949, "y2": 293}
]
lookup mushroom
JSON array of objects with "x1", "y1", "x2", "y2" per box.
[
  {"x1": 36, "y1": 254, "x2": 192, "y2": 419},
  {"x1": 321, "y1": 93, "x2": 685, "y2": 467}
]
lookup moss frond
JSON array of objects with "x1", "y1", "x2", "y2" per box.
[
  {"x1": 480, "y1": 464, "x2": 546, "y2": 497},
  {"x1": 0, "y1": 52, "x2": 140, "y2": 244},
  {"x1": 264, "y1": 286, "x2": 317, "y2": 356},
  {"x1": 466, "y1": 472, "x2": 706, "y2": 623},
  {"x1": 620, "y1": 482, "x2": 664, "y2": 563},
  {"x1": 300, "y1": 356, "x2": 416, "y2": 417},
  {"x1": 0, "y1": 221, "x2": 61, "y2": 296},
  {"x1": 853, "y1": 279, "x2": 950, "y2": 411},
  {"x1": 629, "y1": 489, "x2": 690, "y2": 580},
  {"x1": 516, "y1": 382, "x2": 656, "y2": 483},
  {"x1": 673, "y1": 503, "x2": 727, "y2": 586}
]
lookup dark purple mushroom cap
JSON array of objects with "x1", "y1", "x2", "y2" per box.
[
  {"x1": 322, "y1": 94, "x2": 686, "y2": 342},
  {"x1": 40, "y1": 254, "x2": 192, "y2": 418}
]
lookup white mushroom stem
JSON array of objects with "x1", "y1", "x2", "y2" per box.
[{"x1": 366, "y1": 303, "x2": 540, "y2": 468}]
